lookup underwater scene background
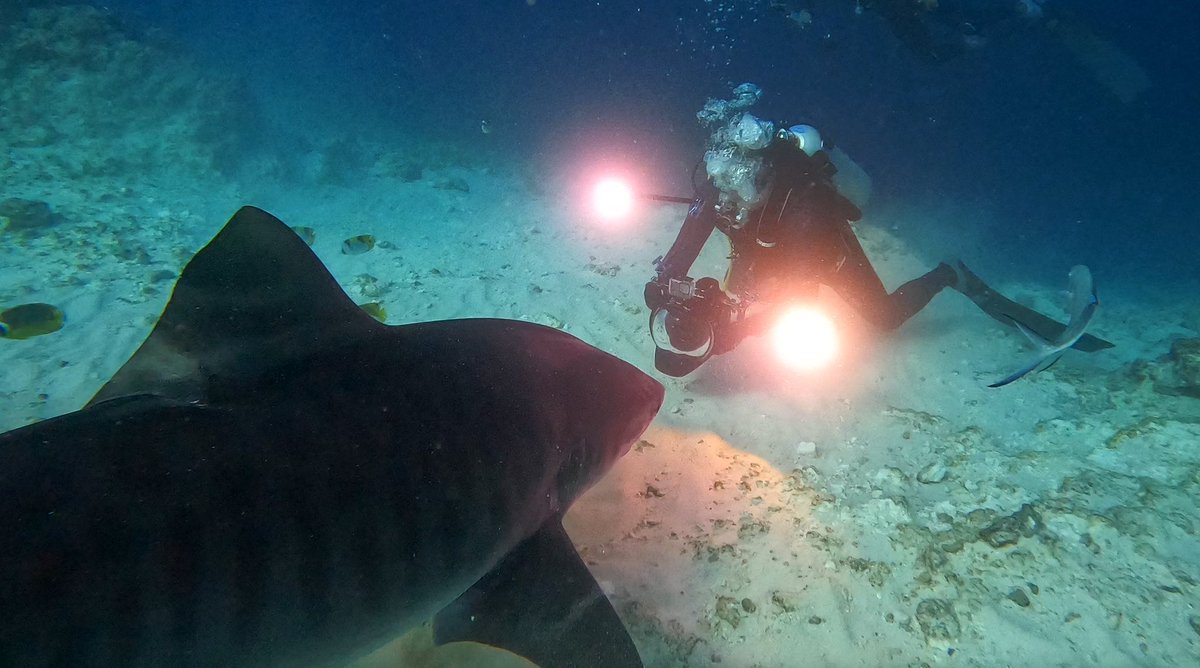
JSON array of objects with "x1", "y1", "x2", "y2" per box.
[{"x1": 2, "y1": 0, "x2": 1198, "y2": 666}]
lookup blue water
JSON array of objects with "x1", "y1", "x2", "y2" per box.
[{"x1": 95, "y1": 0, "x2": 1200, "y2": 291}]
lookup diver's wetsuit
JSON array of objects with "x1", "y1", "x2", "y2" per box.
[
  {"x1": 658, "y1": 141, "x2": 956, "y2": 337},
  {"x1": 649, "y1": 137, "x2": 1112, "y2": 376}
]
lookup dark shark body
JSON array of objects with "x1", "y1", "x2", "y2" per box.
[{"x1": 0, "y1": 207, "x2": 662, "y2": 667}]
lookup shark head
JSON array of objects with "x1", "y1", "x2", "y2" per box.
[{"x1": 550, "y1": 339, "x2": 664, "y2": 506}]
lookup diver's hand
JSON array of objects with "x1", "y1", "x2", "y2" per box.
[{"x1": 644, "y1": 280, "x2": 668, "y2": 311}]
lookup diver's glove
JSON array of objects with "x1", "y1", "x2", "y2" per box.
[{"x1": 644, "y1": 279, "x2": 669, "y2": 311}]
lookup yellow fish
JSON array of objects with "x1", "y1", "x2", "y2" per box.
[
  {"x1": 0, "y1": 303, "x2": 65, "y2": 340},
  {"x1": 290, "y1": 226, "x2": 317, "y2": 246},
  {"x1": 342, "y1": 234, "x2": 376, "y2": 255},
  {"x1": 358, "y1": 302, "x2": 387, "y2": 322}
]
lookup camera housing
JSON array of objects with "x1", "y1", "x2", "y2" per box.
[{"x1": 645, "y1": 276, "x2": 743, "y2": 376}]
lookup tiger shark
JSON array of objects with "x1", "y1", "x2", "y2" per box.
[
  {"x1": 0, "y1": 206, "x2": 663, "y2": 667},
  {"x1": 988, "y1": 264, "x2": 1100, "y2": 388}
]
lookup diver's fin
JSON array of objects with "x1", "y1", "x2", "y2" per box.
[
  {"x1": 1037, "y1": 353, "x2": 1066, "y2": 374},
  {"x1": 953, "y1": 261, "x2": 1113, "y2": 352},
  {"x1": 987, "y1": 264, "x2": 1100, "y2": 388},
  {"x1": 88, "y1": 206, "x2": 374, "y2": 406},
  {"x1": 1012, "y1": 318, "x2": 1050, "y2": 351},
  {"x1": 987, "y1": 351, "x2": 1065, "y2": 388},
  {"x1": 433, "y1": 521, "x2": 643, "y2": 668},
  {"x1": 988, "y1": 358, "x2": 1042, "y2": 388}
]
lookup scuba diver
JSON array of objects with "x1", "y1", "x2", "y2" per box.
[{"x1": 643, "y1": 83, "x2": 1112, "y2": 377}]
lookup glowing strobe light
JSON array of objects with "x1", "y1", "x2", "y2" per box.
[
  {"x1": 771, "y1": 307, "x2": 838, "y2": 371},
  {"x1": 592, "y1": 177, "x2": 634, "y2": 221}
]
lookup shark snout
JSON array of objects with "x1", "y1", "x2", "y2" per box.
[
  {"x1": 550, "y1": 343, "x2": 664, "y2": 503},
  {"x1": 592, "y1": 353, "x2": 664, "y2": 456}
]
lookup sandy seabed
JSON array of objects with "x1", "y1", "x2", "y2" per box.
[{"x1": 3, "y1": 159, "x2": 1199, "y2": 667}]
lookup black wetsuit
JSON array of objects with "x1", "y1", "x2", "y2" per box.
[
  {"x1": 647, "y1": 139, "x2": 1112, "y2": 376},
  {"x1": 656, "y1": 141, "x2": 956, "y2": 337}
]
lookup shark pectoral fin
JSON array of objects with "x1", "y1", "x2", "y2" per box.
[{"x1": 433, "y1": 521, "x2": 643, "y2": 668}]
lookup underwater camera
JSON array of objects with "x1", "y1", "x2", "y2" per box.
[{"x1": 645, "y1": 276, "x2": 740, "y2": 376}]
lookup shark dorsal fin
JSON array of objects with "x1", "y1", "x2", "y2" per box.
[{"x1": 88, "y1": 206, "x2": 372, "y2": 406}]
